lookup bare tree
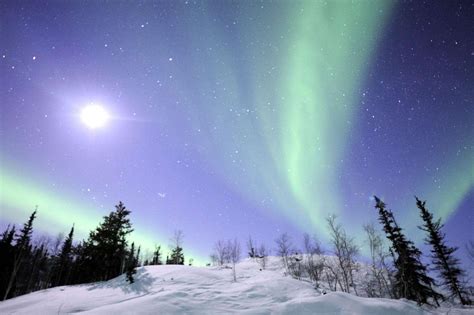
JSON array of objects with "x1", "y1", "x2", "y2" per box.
[
  {"x1": 288, "y1": 252, "x2": 304, "y2": 280},
  {"x1": 303, "y1": 233, "x2": 325, "y2": 287},
  {"x1": 363, "y1": 223, "x2": 393, "y2": 298},
  {"x1": 275, "y1": 233, "x2": 293, "y2": 270},
  {"x1": 209, "y1": 253, "x2": 218, "y2": 266},
  {"x1": 324, "y1": 263, "x2": 341, "y2": 292},
  {"x1": 170, "y1": 230, "x2": 184, "y2": 249},
  {"x1": 326, "y1": 215, "x2": 359, "y2": 294},
  {"x1": 49, "y1": 232, "x2": 64, "y2": 257},
  {"x1": 213, "y1": 240, "x2": 229, "y2": 266},
  {"x1": 247, "y1": 236, "x2": 257, "y2": 259},
  {"x1": 257, "y1": 244, "x2": 269, "y2": 270},
  {"x1": 227, "y1": 239, "x2": 241, "y2": 282}
]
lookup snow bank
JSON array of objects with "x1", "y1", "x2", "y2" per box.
[{"x1": 0, "y1": 258, "x2": 471, "y2": 314}]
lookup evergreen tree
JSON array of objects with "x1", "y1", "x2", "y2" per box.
[
  {"x1": 69, "y1": 241, "x2": 88, "y2": 284},
  {"x1": 24, "y1": 243, "x2": 48, "y2": 294},
  {"x1": 168, "y1": 230, "x2": 185, "y2": 265},
  {"x1": 52, "y1": 225, "x2": 75, "y2": 286},
  {"x1": 0, "y1": 225, "x2": 16, "y2": 246},
  {"x1": 80, "y1": 202, "x2": 134, "y2": 282},
  {"x1": 0, "y1": 225, "x2": 16, "y2": 298},
  {"x1": 168, "y1": 246, "x2": 184, "y2": 265},
  {"x1": 0, "y1": 204, "x2": 139, "y2": 298},
  {"x1": 34, "y1": 245, "x2": 49, "y2": 292},
  {"x1": 3, "y1": 209, "x2": 37, "y2": 300},
  {"x1": 136, "y1": 245, "x2": 141, "y2": 267},
  {"x1": 125, "y1": 242, "x2": 137, "y2": 284},
  {"x1": 416, "y1": 197, "x2": 471, "y2": 305},
  {"x1": 151, "y1": 245, "x2": 162, "y2": 265},
  {"x1": 374, "y1": 196, "x2": 442, "y2": 305}
]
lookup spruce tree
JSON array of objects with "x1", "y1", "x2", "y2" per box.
[
  {"x1": 136, "y1": 245, "x2": 141, "y2": 267},
  {"x1": 125, "y1": 242, "x2": 137, "y2": 284},
  {"x1": 69, "y1": 241, "x2": 88, "y2": 284},
  {"x1": 151, "y1": 245, "x2": 162, "y2": 265},
  {"x1": 169, "y1": 246, "x2": 184, "y2": 265},
  {"x1": 53, "y1": 225, "x2": 75, "y2": 286},
  {"x1": 81, "y1": 202, "x2": 134, "y2": 282},
  {"x1": 374, "y1": 196, "x2": 442, "y2": 305},
  {"x1": 168, "y1": 230, "x2": 185, "y2": 265},
  {"x1": 0, "y1": 225, "x2": 16, "y2": 298},
  {"x1": 3, "y1": 209, "x2": 37, "y2": 300},
  {"x1": 416, "y1": 197, "x2": 471, "y2": 305},
  {"x1": 24, "y1": 243, "x2": 48, "y2": 294},
  {"x1": 0, "y1": 225, "x2": 16, "y2": 246}
]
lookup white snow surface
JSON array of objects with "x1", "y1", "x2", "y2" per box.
[{"x1": 0, "y1": 257, "x2": 472, "y2": 314}]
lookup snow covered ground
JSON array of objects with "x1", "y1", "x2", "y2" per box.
[{"x1": 0, "y1": 257, "x2": 472, "y2": 314}]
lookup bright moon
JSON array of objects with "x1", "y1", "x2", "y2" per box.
[{"x1": 80, "y1": 104, "x2": 109, "y2": 129}]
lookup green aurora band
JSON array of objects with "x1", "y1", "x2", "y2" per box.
[
  {"x1": 0, "y1": 165, "x2": 206, "y2": 264},
  {"x1": 1, "y1": 1, "x2": 472, "y2": 261},
  {"x1": 191, "y1": 2, "x2": 396, "y2": 236},
  {"x1": 278, "y1": 2, "x2": 392, "y2": 231}
]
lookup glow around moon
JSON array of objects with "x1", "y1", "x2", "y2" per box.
[{"x1": 80, "y1": 104, "x2": 110, "y2": 129}]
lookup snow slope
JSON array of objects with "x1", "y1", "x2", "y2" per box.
[{"x1": 0, "y1": 258, "x2": 471, "y2": 314}]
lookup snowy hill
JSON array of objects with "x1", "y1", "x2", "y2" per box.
[{"x1": 0, "y1": 258, "x2": 471, "y2": 314}]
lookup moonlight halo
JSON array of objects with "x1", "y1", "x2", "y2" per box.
[{"x1": 80, "y1": 104, "x2": 110, "y2": 129}]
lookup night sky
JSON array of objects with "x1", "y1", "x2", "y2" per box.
[{"x1": 1, "y1": 1, "x2": 472, "y2": 265}]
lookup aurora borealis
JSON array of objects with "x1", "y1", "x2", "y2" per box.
[{"x1": 1, "y1": 1, "x2": 472, "y2": 265}]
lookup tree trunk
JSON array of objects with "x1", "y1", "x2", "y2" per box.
[{"x1": 232, "y1": 263, "x2": 236, "y2": 282}]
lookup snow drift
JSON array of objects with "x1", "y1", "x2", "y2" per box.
[{"x1": 0, "y1": 258, "x2": 471, "y2": 314}]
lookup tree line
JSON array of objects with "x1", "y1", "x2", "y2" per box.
[
  {"x1": 209, "y1": 196, "x2": 471, "y2": 307},
  {"x1": 0, "y1": 201, "x2": 187, "y2": 300},
  {"x1": 0, "y1": 196, "x2": 472, "y2": 307}
]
